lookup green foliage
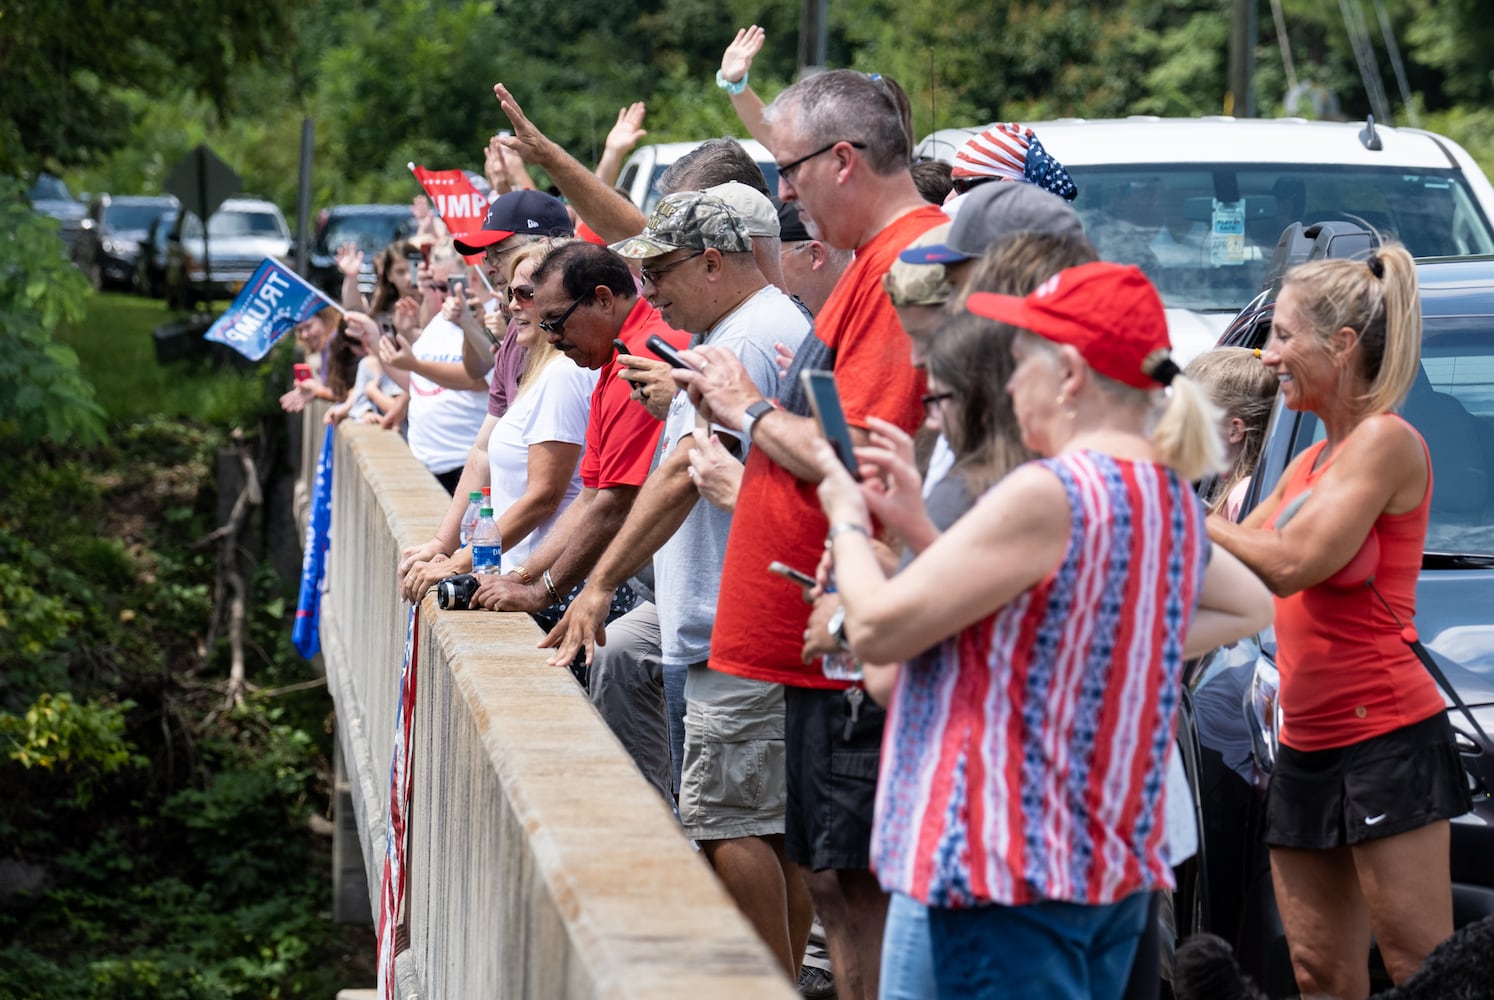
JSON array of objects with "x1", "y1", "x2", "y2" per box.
[
  {"x1": 0, "y1": 693, "x2": 147, "y2": 806},
  {"x1": 0, "y1": 179, "x2": 107, "y2": 445}
]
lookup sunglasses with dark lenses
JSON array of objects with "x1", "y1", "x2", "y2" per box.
[
  {"x1": 507, "y1": 284, "x2": 535, "y2": 302},
  {"x1": 538, "y1": 293, "x2": 591, "y2": 336},
  {"x1": 950, "y1": 176, "x2": 997, "y2": 196}
]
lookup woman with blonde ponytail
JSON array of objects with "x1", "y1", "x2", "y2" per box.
[
  {"x1": 808, "y1": 262, "x2": 1273, "y2": 998},
  {"x1": 1208, "y1": 243, "x2": 1468, "y2": 1000}
]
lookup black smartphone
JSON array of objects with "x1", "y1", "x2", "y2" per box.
[
  {"x1": 768, "y1": 560, "x2": 817, "y2": 588},
  {"x1": 448, "y1": 274, "x2": 469, "y2": 308},
  {"x1": 378, "y1": 318, "x2": 397, "y2": 341},
  {"x1": 613, "y1": 338, "x2": 628, "y2": 356},
  {"x1": 647, "y1": 334, "x2": 696, "y2": 370},
  {"x1": 800, "y1": 369, "x2": 861, "y2": 480}
]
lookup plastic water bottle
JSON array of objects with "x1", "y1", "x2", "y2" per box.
[
  {"x1": 470, "y1": 508, "x2": 502, "y2": 575},
  {"x1": 458, "y1": 491, "x2": 483, "y2": 547}
]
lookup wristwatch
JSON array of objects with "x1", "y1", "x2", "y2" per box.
[
  {"x1": 741, "y1": 399, "x2": 777, "y2": 445},
  {"x1": 827, "y1": 603, "x2": 852, "y2": 652}
]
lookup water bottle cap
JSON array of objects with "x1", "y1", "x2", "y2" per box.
[
  {"x1": 480, "y1": 507, "x2": 494, "y2": 517},
  {"x1": 469, "y1": 491, "x2": 482, "y2": 501}
]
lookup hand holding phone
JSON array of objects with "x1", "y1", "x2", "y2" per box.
[
  {"x1": 293, "y1": 363, "x2": 312, "y2": 383},
  {"x1": 647, "y1": 334, "x2": 696, "y2": 371},
  {"x1": 448, "y1": 275, "x2": 469, "y2": 311},
  {"x1": 768, "y1": 560, "x2": 817, "y2": 589},
  {"x1": 800, "y1": 369, "x2": 861, "y2": 480}
]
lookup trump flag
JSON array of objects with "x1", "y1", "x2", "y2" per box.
[
  {"x1": 409, "y1": 164, "x2": 494, "y2": 263},
  {"x1": 203, "y1": 258, "x2": 341, "y2": 361}
]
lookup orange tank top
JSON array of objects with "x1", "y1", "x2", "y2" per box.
[{"x1": 1269, "y1": 417, "x2": 1444, "y2": 751}]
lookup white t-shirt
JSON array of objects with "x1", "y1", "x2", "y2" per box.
[
  {"x1": 487, "y1": 355, "x2": 598, "y2": 571},
  {"x1": 406, "y1": 316, "x2": 491, "y2": 475}
]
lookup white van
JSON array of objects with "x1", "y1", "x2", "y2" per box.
[
  {"x1": 918, "y1": 116, "x2": 1494, "y2": 362},
  {"x1": 617, "y1": 139, "x2": 779, "y2": 214}
]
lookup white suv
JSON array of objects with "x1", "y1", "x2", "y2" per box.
[
  {"x1": 618, "y1": 139, "x2": 779, "y2": 214},
  {"x1": 918, "y1": 116, "x2": 1494, "y2": 362}
]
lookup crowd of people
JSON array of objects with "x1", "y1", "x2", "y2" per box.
[{"x1": 284, "y1": 24, "x2": 1473, "y2": 1000}]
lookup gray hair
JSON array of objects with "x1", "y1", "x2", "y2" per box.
[
  {"x1": 658, "y1": 139, "x2": 771, "y2": 199},
  {"x1": 764, "y1": 70, "x2": 911, "y2": 174}
]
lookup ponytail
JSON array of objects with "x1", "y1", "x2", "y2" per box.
[
  {"x1": 1283, "y1": 241, "x2": 1421, "y2": 415},
  {"x1": 1150, "y1": 373, "x2": 1227, "y2": 482}
]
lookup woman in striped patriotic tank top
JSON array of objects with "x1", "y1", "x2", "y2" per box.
[{"x1": 811, "y1": 262, "x2": 1274, "y2": 999}]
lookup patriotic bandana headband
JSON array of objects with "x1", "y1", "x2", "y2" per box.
[{"x1": 952, "y1": 124, "x2": 1078, "y2": 202}]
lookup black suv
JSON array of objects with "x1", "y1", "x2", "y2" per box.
[
  {"x1": 1176, "y1": 223, "x2": 1494, "y2": 993},
  {"x1": 73, "y1": 194, "x2": 178, "y2": 291},
  {"x1": 307, "y1": 204, "x2": 417, "y2": 300}
]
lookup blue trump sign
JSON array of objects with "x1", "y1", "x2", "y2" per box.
[{"x1": 204, "y1": 258, "x2": 339, "y2": 361}]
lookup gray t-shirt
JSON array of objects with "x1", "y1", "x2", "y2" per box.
[{"x1": 653, "y1": 285, "x2": 811, "y2": 666}]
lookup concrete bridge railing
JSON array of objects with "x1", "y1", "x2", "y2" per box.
[{"x1": 297, "y1": 413, "x2": 795, "y2": 999}]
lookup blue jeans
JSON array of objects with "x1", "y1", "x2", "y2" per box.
[
  {"x1": 880, "y1": 891, "x2": 936, "y2": 999},
  {"x1": 927, "y1": 892, "x2": 1150, "y2": 1000}
]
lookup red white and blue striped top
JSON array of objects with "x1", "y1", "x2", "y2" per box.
[{"x1": 872, "y1": 451, "x2": 1209, "y2": 908}]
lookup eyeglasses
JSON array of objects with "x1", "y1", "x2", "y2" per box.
[
  {"x1": 950, "y1": 176, "x2": 997, "y2": 197},
  {"x1": 538, "y1": 293, "x2": 591, "y2": 336},
  {"x1": 921, "y1": 391, "x2": 955, "y2": 417},
  {"x1": 776, "y1": 140, "x2": 868, "y2": 186},
  {"x1": 507, "y1": 284, "x2": 535, "y2": 303},
  {"x1": 639, "y1": 250, "x2": 704, "y2": 286}
]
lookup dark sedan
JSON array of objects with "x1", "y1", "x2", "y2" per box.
[
  {"x1": 1178, "y1": 249, "x2": 1494, "y2": 994},
  {"x1": 73, "y1": 194, "x2": 178, "y2": 291}
]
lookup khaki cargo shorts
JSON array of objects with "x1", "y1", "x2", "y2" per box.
[{"x1": 678, "y1": 663, "x2": 787, "y2": 842}]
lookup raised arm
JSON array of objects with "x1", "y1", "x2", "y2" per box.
[
  {"x1": 594, "y1": 102, "x2": 648, "y2": 187},
  {"x1": 493, "y1": 83, "x2": 648, "y2": 244},
  {"x1": 719, "y1": 26, "x2": 773, "y2": 150}
]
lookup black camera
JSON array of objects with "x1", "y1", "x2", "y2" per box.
[{"x1": 436, "y1": 573, "x2": 480, "y2": 610}]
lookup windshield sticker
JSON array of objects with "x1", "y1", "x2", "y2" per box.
[{"x1": 1211, "y1": 199, "x2": 1246, "y2": 267}]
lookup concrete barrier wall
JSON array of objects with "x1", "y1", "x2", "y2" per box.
[{"x1": 307, "y1": 417, "x2": 795, "y2": 999}]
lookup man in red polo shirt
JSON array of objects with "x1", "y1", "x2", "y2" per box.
[
  {"x1": 676, "y1": 69, "x2": 946, "y2": 1000},
  {"x1": 472, "y1": 243, "x2": 688, "y2": 635}
]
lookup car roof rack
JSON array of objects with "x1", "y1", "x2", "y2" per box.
[{"x1": 1259, "y1": 219, "x2": 1380, "y2": 290}]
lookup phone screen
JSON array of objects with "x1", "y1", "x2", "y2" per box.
[
  {"x1": 378, "y1": 319, "x2": 397, "y2": 341},
  {"x1": 800, "y1": 369, "x2": 861, "y2": 480}
]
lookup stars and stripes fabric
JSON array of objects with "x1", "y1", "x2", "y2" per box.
[
  {"x1": 951, "y1": 123, "x2": 1078, "y2": 202},
  {"x1": 376, "y1": 605, "x2": 421, "y2": 999},
  {"x1": 291, "y1": 429, "x2": 334, "y2": 658},
  {"x1": 871, "y1": 451, "x2": 1208, "y2": 908}
]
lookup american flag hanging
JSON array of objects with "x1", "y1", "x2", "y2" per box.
[{"x1": 376, "y1": 605, "x2": 420, "y2": 999}]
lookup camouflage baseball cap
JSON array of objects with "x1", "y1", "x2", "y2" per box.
[
  {"x1": 884, "y1": 223, "x2": 956, "y2": 307},
  {"x1": 610, "y1": 191, "x2": 752, "y2": 259}
]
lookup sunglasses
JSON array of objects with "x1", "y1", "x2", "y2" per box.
[
  {"x1": 539, "y1": 293, "x2": 591, "y2": 336},
  {"x1": 950, "y1": 176, "x2": 997, "y2": 197},
  {"x1": 507, "y1": 284, "x2": 535, "y2": 303},
  {"x1": 639, "y1": 250, "x2": 704, "y2": 286}
]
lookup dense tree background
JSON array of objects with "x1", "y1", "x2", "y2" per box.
[{"x1": 7, "y1": 0, "x2": 1494, "y2": 214}]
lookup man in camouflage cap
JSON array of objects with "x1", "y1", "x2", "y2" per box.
[{"x1": 545, "y1": 187, "x2": 816, "y2": 975}]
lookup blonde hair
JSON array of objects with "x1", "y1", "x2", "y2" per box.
[
  {"x1": 509, "y1": 238, "x2": 574, "y2": 398},
  {"x1": 1185, "y1": 347, "x2": 1279, "y2": 511},
  {"x1": 1281, "y1": 241, "x2": 1421, "y2": 414},
  {"x1": 1020, "y1": 332, "x2": 1226, "y2": 481}
]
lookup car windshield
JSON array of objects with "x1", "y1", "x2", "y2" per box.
[
  {"x1": 207, "y1": 210, "x2": 287, "y2": 239},
  {"x1": 1070, "y1": 165, "x2": 1494, "y2": 314},
  {"x1": 27, "y1": 175, "x2": 72, "y2": 202},
  {"x1": 318, "y1": 213, "x2": 413, "y2": 255},
  {"x1": 106, "y1": 203, "x2": 172, "y2": 231}
]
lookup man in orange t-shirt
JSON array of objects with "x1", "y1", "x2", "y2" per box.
[{"x1": 677, "y1": 69, "x2": 946, "y2": 1000}]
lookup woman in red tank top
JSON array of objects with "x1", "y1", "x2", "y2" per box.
[{"x1": 1209, "y1": 243, "x2": 1470, "y2": 1000}]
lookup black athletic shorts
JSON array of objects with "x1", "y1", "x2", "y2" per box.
[
  {"x1": 784, "y1": 685, "x2": 885, "y2": 871},
  {"x1": 1265, "y1": 711, "x2": 1472, "y2": 849}
]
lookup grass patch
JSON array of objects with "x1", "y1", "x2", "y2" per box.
[{"x1": 56, "y1": 293, "x2": 284, "y2": 426}]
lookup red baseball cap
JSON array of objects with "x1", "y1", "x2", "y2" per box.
[{"x1": 965, "y1": 262, "x2": 1174, "y2": 389}]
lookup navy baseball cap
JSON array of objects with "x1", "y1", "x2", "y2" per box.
[{"x1": 452, "y1": 189, "x2": 573, "y2": 255}]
